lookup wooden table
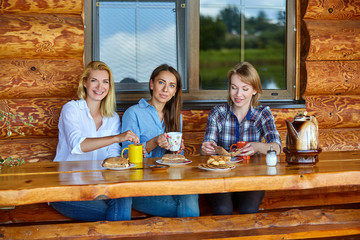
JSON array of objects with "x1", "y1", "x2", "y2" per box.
[{"x1": 1, "y1": 151, "x2": 360, "y2": 207}]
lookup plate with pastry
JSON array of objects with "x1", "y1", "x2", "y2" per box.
[
  {"x1": 198, "y1": 155, "x2": 236, "y2": 171},
  {"x1": 230, "y1": 157, "x2": 243, "y2": 163},
  {"x1": 156, "y1": 154, "x2": 192, "y2": 166},
  {"x1": 102, "y1": 156, "x2": 136, "y2": 170}
]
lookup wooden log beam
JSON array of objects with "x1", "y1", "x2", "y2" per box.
[
  {"x1": 0, "y1": 0, "x2": 83, "y2": 14},
  {"x1": 0, "y1": 98, "x2": 70, "y2": 138},
  {"x1": 304, "y1": 95, "x2": 360, "y2": 129},
  {"x1": 317, "y1": 128, "x2": 360, "y2": 151},
  {"x1": 0, "y1": 209, "x2": 359, "y2": 239},
  {"x1": 0, "y1": 138, "x2": 58, "y2": 162},
  {"x1": 0, "y1": 59, "x2": 82, "y2": 99},
  {"x1": 261, "y1": 186, "x2": 360, "y2": 210},
  {"x1": 304, "y1": 19, "x2": 360, "y2": 61},
  {"x1": 0, "y1": 13, "x2": 84, "y2": 59},
  {"x1": 304, "y1": 0, "x2": 360, "y2": 20},
  {"x1": 304, "y1": 61, "x2": 360, "y2": 96}
]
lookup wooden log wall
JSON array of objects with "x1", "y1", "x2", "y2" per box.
[
  {"x1": 0, "y1": 0, "x2": 84, "y2": 162},
  {"x1": 302, "y1": 0, "x2": 360, "y2": 151}
]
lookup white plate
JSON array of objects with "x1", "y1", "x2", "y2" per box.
[
  {"x1": 106, "y1": 163, "x2": 136, "y2": 170},
  {"x1": 156, "y1": 159, "x2": 192, "y2": 166},
  {"x1": 198, "y1": 165, "x2": 235, "y2": 171},
  {"x1": 231, "y1": 157, "x2": 243, "y2": 163}
]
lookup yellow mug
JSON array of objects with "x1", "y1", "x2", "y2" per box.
[{"x1": 121, "y1": 144, "x2": 143, "y2": 164}]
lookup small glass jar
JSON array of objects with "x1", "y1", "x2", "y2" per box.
[{"x1": 266, "y1": 145, "x2": 277, "y2": 166}]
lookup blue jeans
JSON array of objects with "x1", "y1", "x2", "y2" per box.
[
  {"x1": 50, "y1": 197, "x2": 132, "y2": 221},
  {"x1": 205, "y1": 191, "x2": 265, "y2": 215},
  {"x1": 133, "y1": 194, "x2": 199, "y2": 217}
]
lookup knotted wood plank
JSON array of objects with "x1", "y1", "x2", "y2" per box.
[
  {"x1": 317, "y1": 128, "x2": 360, "y2": 151},
  {"x1": 0, "y1": 59, "x2": 82, "y2": 99},
  {"x1": 0, "y1": 98, "x2": 70, "y2": 138},
  {"x1": 304, "y1": 61, "x2": 360, "y2": 96},
  {"x1": 0, "y1": 137, "x2": 57, "y2": 162},
  {"x1": 304, "y1": 95, "x2": 360, "y2": 129},
  {"x1": 0, "y1": 0, "x2": 83, "y2": 14},
  {"x1": 304, "y1": 0, "x2": 360, "y2": 20},
  {"x1": 304, "y1": 19, "x2": 360, "y2": 61},
  {"x1": 0, "y1": 13, "x2": 84, "y2": 59}
]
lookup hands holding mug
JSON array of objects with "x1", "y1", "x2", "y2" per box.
[{"x1": 155, "y1": 132, "x2": 184, "y2": 153}]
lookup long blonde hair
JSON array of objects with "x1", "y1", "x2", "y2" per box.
[
  {"x1": 77, "y1": 61, "x2": 116, "y2": 117},
  {"x1": 227, "y1": 62, "x2": 262, "y2": 108}
]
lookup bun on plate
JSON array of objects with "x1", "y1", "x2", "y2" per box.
[
  {"x1": 162, "y1": 154, "x2": 186, "y2": 163},
  {"x1": 102, "y1": 157, "x2": 130, "y2": 168}
]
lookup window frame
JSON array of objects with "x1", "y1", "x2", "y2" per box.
[{"x1": 84, "y1": 0, "x2": 304, "y2": 111}]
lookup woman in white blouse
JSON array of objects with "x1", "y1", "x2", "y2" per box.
[{"x1": 51, "y1": 61, "x2": 139, "y2": 221}]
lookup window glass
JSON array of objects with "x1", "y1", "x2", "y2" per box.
[
  {"x1": 199, "y1": 0, "x2": 286, "y2": 91},
  {"x1": 97, "y1": 1, "x2": 178, "y2": 91}
]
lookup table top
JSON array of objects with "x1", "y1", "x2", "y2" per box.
[{"x1": 1, "y1": 151, "x2": 360, "y2": 206}]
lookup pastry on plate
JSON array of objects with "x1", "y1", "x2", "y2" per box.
[
  {"x1": 162, "y1": 154, "x2": 186, "y2": 163},
  {"x1": 215, "y1": 146, "x2": 242, "y2": 157},
  {"x1": 102, "y1": 156, "x2": 130, "y2": 168},
  {"x1": 199, "y1": 155, "x2": 234, "y2": 169}
]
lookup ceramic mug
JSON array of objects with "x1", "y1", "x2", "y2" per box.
[
  {"x1": 230, "y1": 141, "x2": 248, "y2": 151},
  {"x1": 121, "y1": 144, "x2": 143, "y2": 164},
  {"x1": 167, "y1": 132, "x2": 182, "y2": 152}
]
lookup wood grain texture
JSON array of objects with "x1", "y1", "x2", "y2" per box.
[
  {"x1": 0, "y1": 98, "x2": 70, "y2": 138},
  {"x1": 304, "y1": 95, "x2": 360, "y2": 129},
  {"x1": 304, "y1": 61, "x2": 360, "y2": 96},
  {"x1": 304, "y1": 19, "x2": 360, "y2": 61},
  {"x1": 304, "y1": 0, "x2": 360, "y2": 20},
  {"x1": 0, "y1": 209, "x2": 359, "y2": 239},
  {"x1": 0, "y1": 13, "x2": 84, "y2": 59},
  {"x1": 0, "y1": 138, "x2": 58, "y2": 162},
  {"x1": 317, "y1": 128, "x2": 360, "y2": 151},
  {"x1": 262, "y1": 187, "x2": 360, "y2": 210},
  {"x1": 0, "y1": 0, "x2": 83, "y2": 14},
  {"x1": 0, "y1": 59, "x2": 82, "y2": 98}
]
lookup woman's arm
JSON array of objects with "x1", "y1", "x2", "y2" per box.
[{"x1": 80, "y1": 131, "x2": 139, "y2": 153}]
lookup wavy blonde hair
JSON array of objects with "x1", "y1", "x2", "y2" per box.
[
  {"x1": 77, "y1": 61, "x2": 116, "y2": 117},
  {"x1": 227, "y1": 62, "x2": 262, "y2": 108}
]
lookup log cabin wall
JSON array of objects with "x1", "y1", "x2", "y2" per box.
[
  {"x1": 0, "y1": 0, "x2": 84, "y2": 162},
  {"x1": 301, "y1": 0, "x2": 360, "y2": 151},
  {"x1": 0, "y1": 0, "x2": 359, "y2": 163}
]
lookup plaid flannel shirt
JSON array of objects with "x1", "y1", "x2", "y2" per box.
[{"x1": 203, "y1": 103, "x2": 281, "y2": 151}]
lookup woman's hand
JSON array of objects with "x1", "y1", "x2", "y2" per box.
[
  {"x1": 240, "y1": 142, "x2": 280, "y2": 156},
  {"x1": 200, "y1": 141, "x2": 217, "y2": 155},
  {"x1": 238, "y1": 142, "x2": 255, "y2": 156},
  {"x1": 175, "y1": 139, "x2": 185, "y2": 154},
  {"x1": 155, "y1": 133, "x2": 170, "y2": 150},
  {"x1": 117, "y1": 130, "x2": 140, "y2": 144}
]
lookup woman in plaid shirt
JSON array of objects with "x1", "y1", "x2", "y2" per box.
[{"x1": 200, "y1": 62, "x2": 281, "y2": 215}]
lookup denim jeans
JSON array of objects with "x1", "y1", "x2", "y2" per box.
[
  {"x1": 133, "y1": 194, "x2": 199, "y2": 217},
  {"x1": 205, "y1": 191, "x2": 265, "y2": 215},
  {"x1": 50, "y1": 197, "x2": 132, "y2": 221}
]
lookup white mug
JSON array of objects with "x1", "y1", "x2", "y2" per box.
[{"x1": 167, "y1": 132, "x2": 182, "y2": 152}]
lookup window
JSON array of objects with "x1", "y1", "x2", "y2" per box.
[{"x1": 86, "y1": 0, "x2": 298, "y2": 108}]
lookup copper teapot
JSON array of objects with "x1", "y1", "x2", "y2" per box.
[{"x1": 285, "y1": 112, "x2": 319, "y2": 151}]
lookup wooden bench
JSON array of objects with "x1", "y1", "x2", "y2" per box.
[{"x1": 1, "y1": 208, "x2": 360, "y2": 239}]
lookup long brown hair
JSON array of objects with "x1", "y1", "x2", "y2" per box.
[
  {"x1": 77, "y1": 61, "x2": 116, "y2": 117},
  {"x1": 227, "y1": 62, "x2": 262, "y2": 108},
  {"x1": 149, "y1": 64, "x2": 182, "y2": 132}
]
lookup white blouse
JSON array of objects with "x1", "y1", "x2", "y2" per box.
[{"x1": 54, "y1": 99, "x2": 121, "y2": 162}]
